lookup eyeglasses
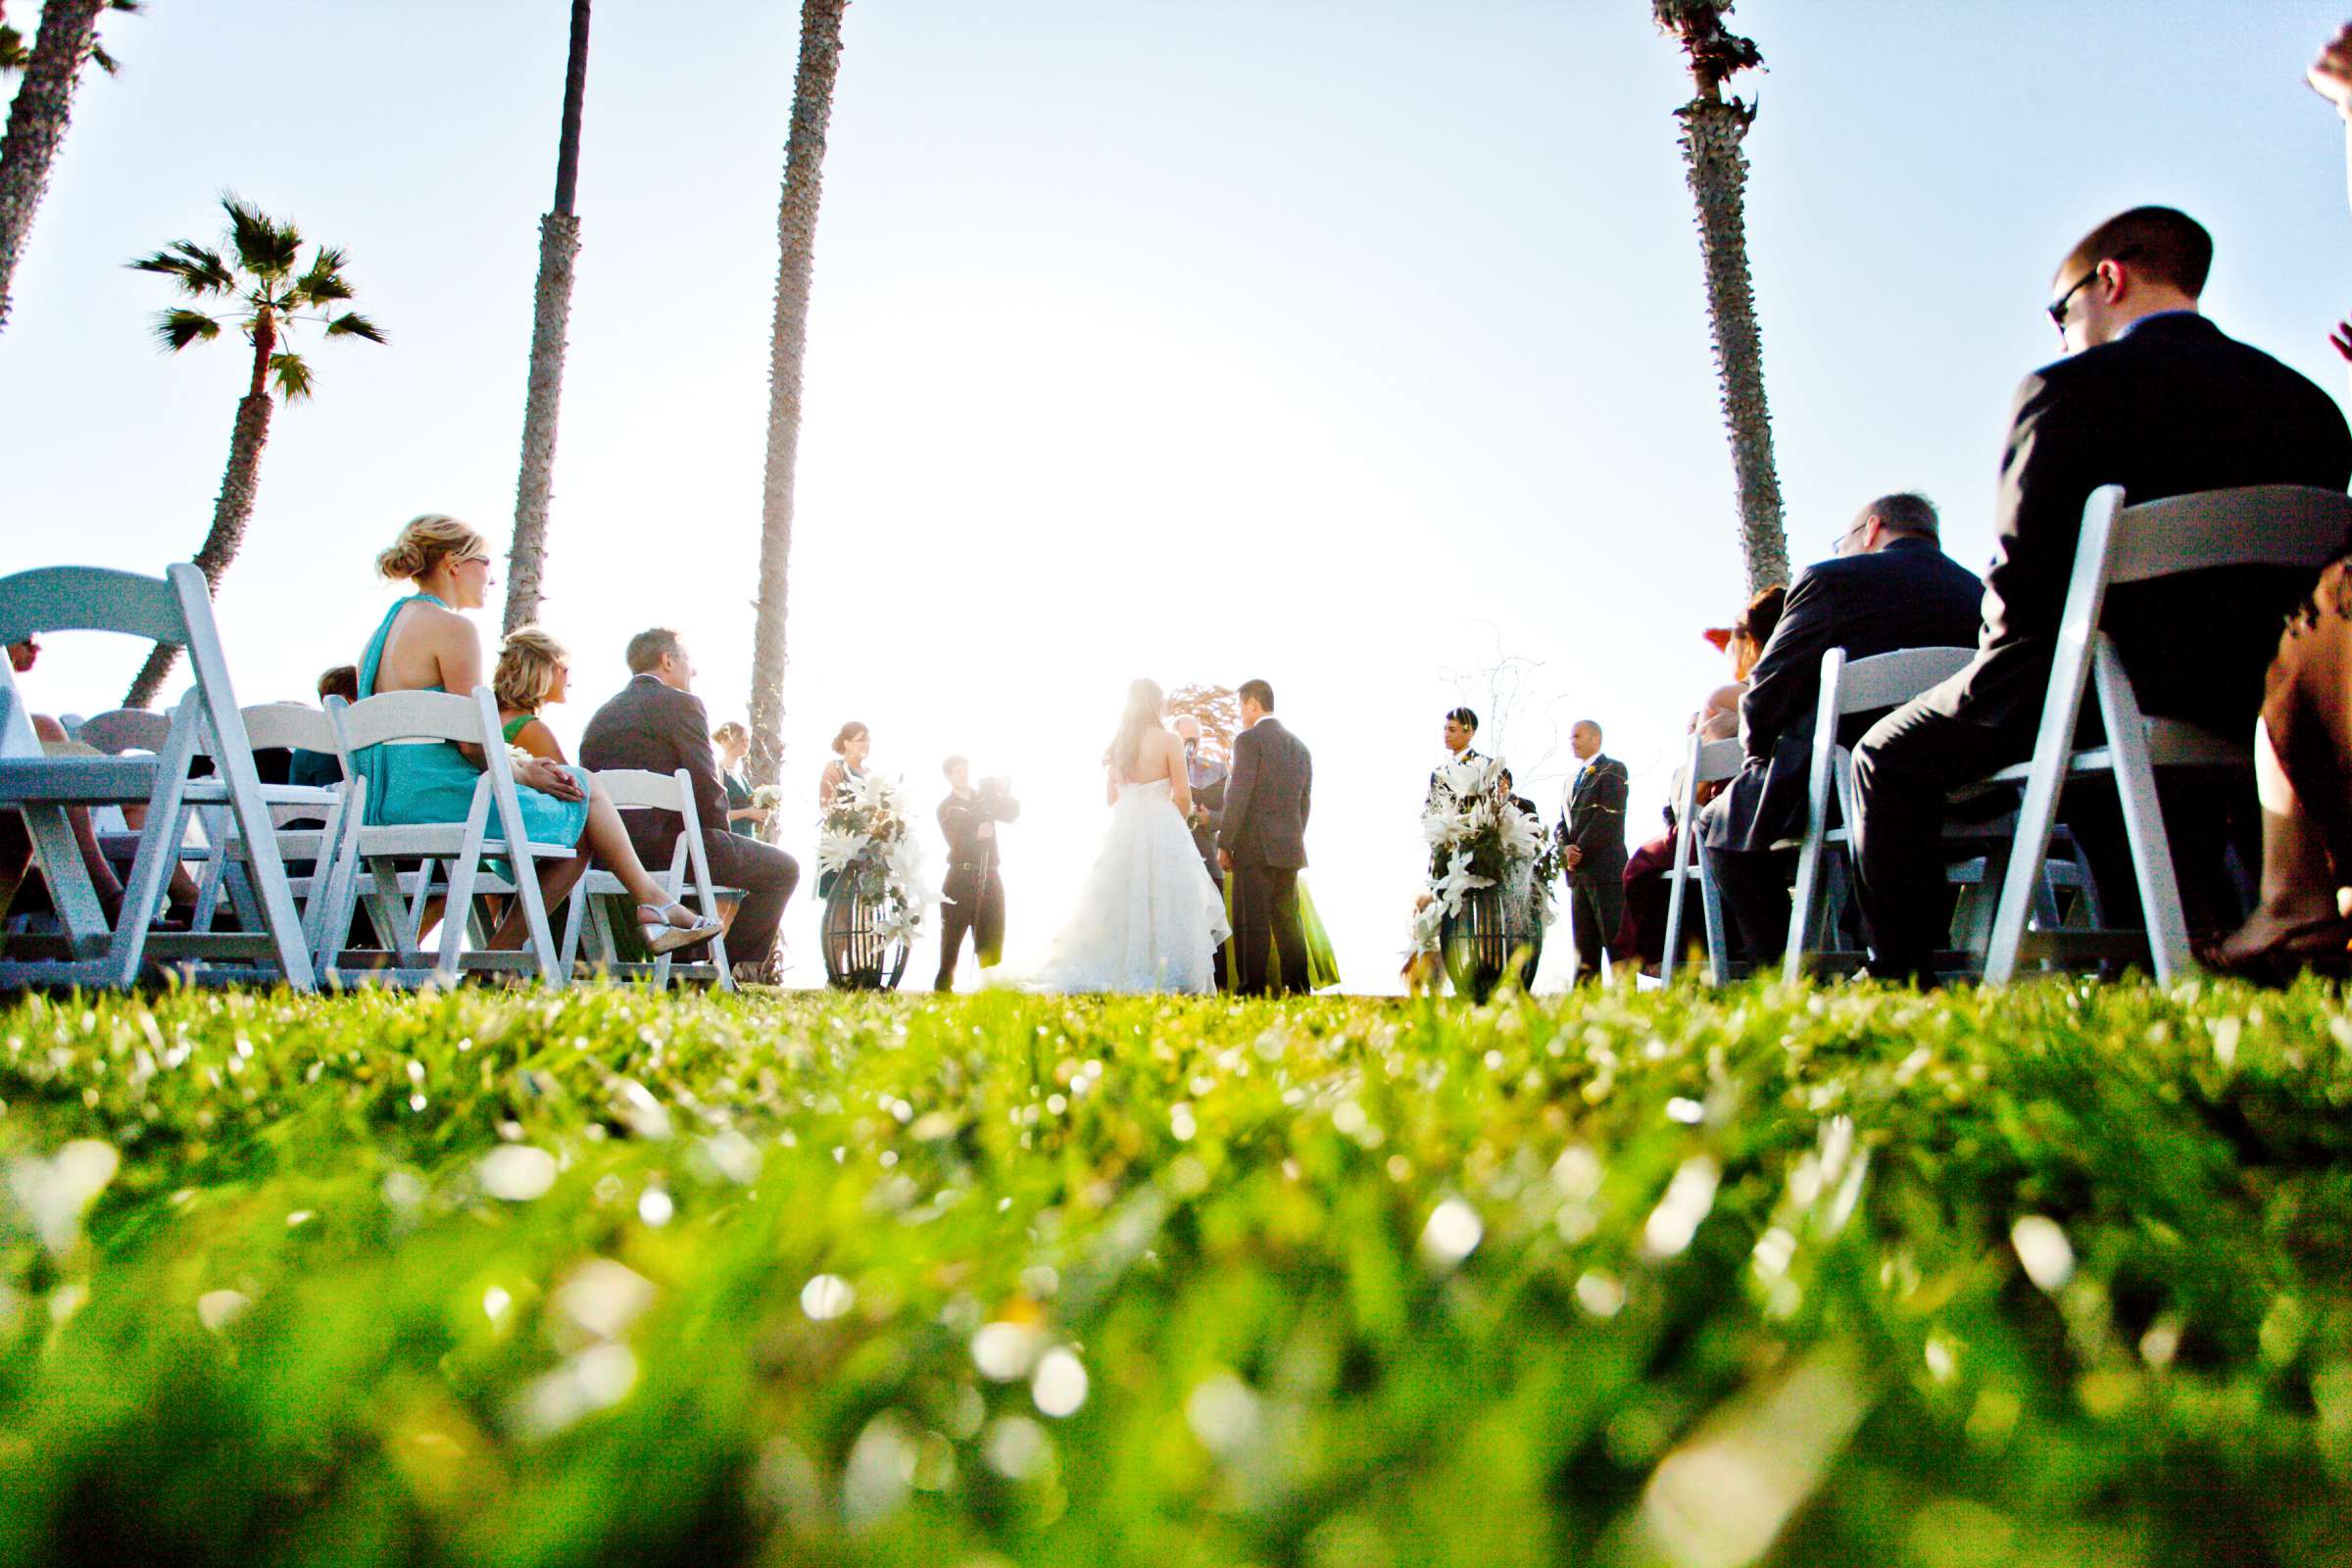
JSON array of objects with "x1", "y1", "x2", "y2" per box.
[{"x1": 2047, "y1": 245, "x2": 2139, "y2": 331}]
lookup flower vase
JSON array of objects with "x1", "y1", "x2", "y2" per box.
[
  {"x1": 822, "y1": 872, "x2": 909, "y2": 991},
  {"x1": 1443, "y1": 884, "x2": 1528, "y2": 1004}
]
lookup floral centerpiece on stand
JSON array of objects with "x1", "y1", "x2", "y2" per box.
[
  {"x1": 814, "y1": 772, "x2": 940, "y2": 947},
  {"x1": 1411, "y1": 755, "x2": 1548, "y2": 960}
]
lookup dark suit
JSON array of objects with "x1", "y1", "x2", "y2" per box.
[
  {"x1": 936, "y1": 782, "x2": 1018, "y2": 989},
  {"x1": 579, "y1": 674, "x2": 801, "y2": 971},
  {"x1": 1218, "y1": 715, "x2": 1312, "y2": 996},
  {"x1": 1559, "y1": 754, "x2": 1629, "y2": 981},
  {"x1": 1184, "y1": 744, "x2": 1231, "y2": 985},
  {"x1": 1700, "y1": 535, "x2": 1984, "y2": 959},
  {"x1": 1851, "y1": 313, "x2": 2352, "y2": 981}
]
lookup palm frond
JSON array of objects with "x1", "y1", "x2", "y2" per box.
[
  {"x1": 269, "y1": 352, "x2": 315, "y2": 403},
  {"x1": 220, "y1": 194, "x2": 300, "y2": 282},
  {"x1": 88, "y1": 40, "x2": 121, "y2": 75},
  {"x1": 152, "y1": 309, "x2": 221, "y2": 353},
  {"x1": 0, "y1": 25, "x2": 28, "y2": 73},
  {"x1": 293, "y1": 247, "x2": 355, "y2": 308},
  {"x1": 127, "y1": 242, "x2": 235, "y2": 296},
  {"x1": 323, "y1": 312, "x2": 387, "y2": 345},
  {"x1": 108, "y1": 1, "x2": 148, "y2": 13}
]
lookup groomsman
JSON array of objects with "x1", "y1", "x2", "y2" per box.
[
  {"x1": 1173, "y1": 715, "x2": 1230, "y2": 985},
  {"x1": 1218, "y1": 679, "x2": 1312, "y2": 997},
  {"x1": 1427, "y1": 706, "x2": 1483, "y2": 805},
  {"x1": 1557, "y1": 719, "x2": 1628, "y2": 983},
  {"x1": 935, "y1": 757, "x2": 1019, "y2": 991}
]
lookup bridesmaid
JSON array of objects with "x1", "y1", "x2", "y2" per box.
[
  {"x1": 357, "y1": 514, "x2": 719, "y2": 957},
  {"x1": 711, "y1": 721, "x2": 766, "y2": 837},
  {"x1": 817, "y1": 720, "x2": 871, "y2": 808}
]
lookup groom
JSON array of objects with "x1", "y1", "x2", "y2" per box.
[{"x1": 1217, "y1": 678, "x2": 1312, "y2": 997}]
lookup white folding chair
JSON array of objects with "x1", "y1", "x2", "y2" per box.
[
  {"x1": 1983, "y1": 483, "x2": 2352, "y2": 984},
  {"x1": 559, "y1": 767, "x2": 735, "y2": 991},
  {"x1": 1782, "y1": 646, "x2": 1977, "y2": 981},
  {"x1": 183, "y1": 703, "x2": 366, "y2": 983},
  {"x1": 63, "y1": 708, "x2": 189, "y2": 919},
  {"x1": 322, "y1": 686, "x2": 574, "y2": 988},
  {"x1": 1659, "y1": 732, "x2": 1744, "y2": 983},
  {"x1": 0, "y1": 564, "x2": 315, "y2": 990}
]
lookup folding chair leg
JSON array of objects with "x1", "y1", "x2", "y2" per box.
[
  {"x1": 1698, "y1": 851, "x2": 1731, "y2": 986},
  {"x1": 2095, "y1": 638, "x2": 2194, "y2": 983},
  {"x1": 1784, "y1": 833, "x2": 1825, "y2": 983}
]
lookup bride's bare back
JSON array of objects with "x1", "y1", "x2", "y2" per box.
[{"x1": 1110, "y1": 727, "x2": 1194, "y2": 815}]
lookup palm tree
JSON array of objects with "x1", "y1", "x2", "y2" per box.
[
  {"x1": 121, "y1": 195, "x2": 386, "y2": 709},
  {"x1": 502, "y1": 0, "x2": 594, "y2": 635},
  {"x1": 0, "y1": 0, "x2": 139, "y2": 336},
  {"x1": 1654, "y1": 0, "x2": 1788, "y2": 595},
  {"x1": 747, "y1": 0, "x2": 849, "y2": 799}
]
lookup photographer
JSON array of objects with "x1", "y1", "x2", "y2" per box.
[{"x1": 936, "y1": 756, "x2": 1020, "y2": 990}]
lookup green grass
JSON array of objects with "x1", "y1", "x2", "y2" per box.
[{"x1": 0, "y1": 981, "x2": 2349, "y2": 1567}]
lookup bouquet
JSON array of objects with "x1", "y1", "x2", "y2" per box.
[
  {"x1": 815, "y1": 772, "x2": 940, "y2": 944},
  {"x1": 751, "y1": 784, "x2": 785, "y2": 810}
]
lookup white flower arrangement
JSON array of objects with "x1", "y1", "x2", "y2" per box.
[
  {"x1": 751, "y1": 783, "x2": 785, "y2": 810},
  {"x1": 1410, "y1": 754, "x2": 1544, "y2": 955},
  {"x1": 818, "y1": 770, "x2": 938, "y2": 943}
]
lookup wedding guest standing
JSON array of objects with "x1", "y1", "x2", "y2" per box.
[
  {"x1": 1849, "y1": 208, "x2": 2352, "y2": 984},
  {"x1": 1218, "y1": 679, "x2": 1313, "y2": 997},
  {"x1": 578, "y1": 625, "x2": 797, "y2": 981},
  {"x1": 935, "y1": 756, "x2": 1020, "y2": 990},
  {"x1": 818, "y1": 721, "x2": 871, "y2": 808},
  {"x1": 711, "y1": 721, "x2": 766, "y2": 838},
  {"x1": 1558, "y1": 719, "x2": 1629, "y2": 983}
]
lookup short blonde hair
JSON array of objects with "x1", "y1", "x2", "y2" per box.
[
  {"x1": 493, "y1": 626, "x2": 567, "y2": 711},
  {"x1": 376, "y1": 514, "x2": 490, "y2": 582}
]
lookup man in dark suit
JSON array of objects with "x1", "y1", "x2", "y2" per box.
[
  {"x1": 579, "y1": 628, "x2": 802, "y2": 981},
  {"x1": 1173, "y1": 714, "x2": 1231, "y2": 985},
  {"x1": 1701, "y1": 493, "x2": 1984, "y2": 962},
  {"x1": 1850, "y1": 207, "x2": 2352, "y2": 983},
  {"x1": 935, "y1": 757, "x2": 1018, "y2": 991},
  {"x1": 1217, "y1": 678, "x2": 1312, "y2": 996},
  {"x1": 1558, "y1": 719, "x2": 1629, "y2": 982}
]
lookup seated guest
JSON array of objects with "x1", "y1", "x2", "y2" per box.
[
  {"x1": 580, "y1": 626, "x2": 800, "y2": 982},
  {"x1": 0, "y1": 637, "x2": 129, "y2": 927},
  {"x1": 359, "y1": 516, "x2": 720, "y2": 957},
  {"x1": 493, "y1": 628, "x2": 571, "y2": 760},
  {"x1": 1618, "y1": 592, "x2": 1788, "y2": 972},
  {"x1": 2203, "y1": 35, "x2": 2352, "y2": 979},
  {"x1": 711, "y1": 721, "x2": 766, "y2": 837},
  {"x1": 1849, "y1": 209, "x2": 2352, "y2": 984},
  {"x1": 288, "y1": 665, "x2": 359, "y2": 789},
  {"x1": 1700, "y1": 494, "x2": 1982, "y2": 964}
]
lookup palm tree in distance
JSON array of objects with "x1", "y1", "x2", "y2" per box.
[
  {"x1": 122, "y1": 195, "x2": 386, "y2": 709},
  {"x1": 748, "y1": 0, "x2": 850, "y2": 803},
  {"x1": 502, "y1": 0, "x2": 594, "y2": 635},
  {"x1": 1654, "y1": 0, "x2": 1789, "y2": 595},
  {"x1": 0, "y1": 0, "x2": 141, "y2": 336}
]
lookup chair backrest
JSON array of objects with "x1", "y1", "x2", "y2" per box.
[
  {"x1": 2105, "y1": 485, "x2": 2352, "y2": 585},
  {"x1": 0, "y1": 565, "x2": 187, "y2": 648},
  {"x1": 330, "y1": 688, "x2": 495, "y2": 752},
  {"x1": 220, "y1": 702, "x2": 339, "y2": 757},
  {"x1": 1691, "y1": 736, "x2": 1742, "y2": 785},
  {"x1": 74, "y1": 708, "x2": 174, "y2": 756},
  {"x1": 1830, "y1": 646, "x2": 1978, "y2": 717},
  {"x1": 594, "y1": 767, "x2": 687, "y2": 813}
]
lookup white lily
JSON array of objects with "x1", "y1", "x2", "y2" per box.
[
  {"x1": 1433, "y1": 850, "x2": 1494, "y2": 914},
  {"x1": 816, "y1": 826, "x2": 868, "y2": 875}
]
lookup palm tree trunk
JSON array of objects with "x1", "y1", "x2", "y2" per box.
[
  {"x1": 0, "y1": 0, "x2": 103, "y2": 336},
  {"x1": 1676, "y1": 94, "x2": 1789, "y2": 595},
  {"x1": 502, "y1": 0, "x2": 593, "y2": 635},
  {"x1": 747, "y1": 0, "x2": 848, "y2": 797},
  {"x1": 123, "y1": 390, "x2": 273, "y2": 709}
]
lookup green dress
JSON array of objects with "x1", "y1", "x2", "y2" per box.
[
  {"x1": 1221, "y1": 875, "x2": 1342, "y2": 993},
  {"x1": 352, "y1": 594, "x2": 592, "y2": 844}
]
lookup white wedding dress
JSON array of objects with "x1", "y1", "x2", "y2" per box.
[{"x1": 1026, "y1": 777, "x2": 1234, "y2": 994}]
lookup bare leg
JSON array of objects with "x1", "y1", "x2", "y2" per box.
[
  {"x1": 29, "y1": 715, "x2": 126, "y2": 916},
  {"x1": 2209, "y1": 717, "x2": 2347, "y2": 965},
  {"x1": 486, "y1": 778, "x2": 691, "y2": 950}
]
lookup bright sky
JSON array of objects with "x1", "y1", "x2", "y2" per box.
[{"x1": 6, "y1": 1, "x2": 2350, "y2": 991}]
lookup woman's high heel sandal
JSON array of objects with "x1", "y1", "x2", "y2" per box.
[{"x1": 638, "y1": 902, "x2": 723, "y2": 956}]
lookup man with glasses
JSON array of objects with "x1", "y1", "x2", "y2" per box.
[
  {"x1": 1700, "y1": 493, "x2": 1982, "y2": 966},
  {"x1": 1846, "y1": 206, "x2": 2352, "y2": 984}
]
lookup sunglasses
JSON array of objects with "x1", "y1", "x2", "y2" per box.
[{"x1": 2047, "y1": 245, "x2": 2140, "y2": 331}]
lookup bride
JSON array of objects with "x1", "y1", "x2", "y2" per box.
[{"x1": 1026, "y1": 678, "x2": 1234, "y2": 994}]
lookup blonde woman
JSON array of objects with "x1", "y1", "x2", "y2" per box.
[
  {"x1": 712, "y1": 720, "x2": 765, "y2": 837},
  {"x1": 357, "y1": 514, "x2": 719, "y2": 956}
]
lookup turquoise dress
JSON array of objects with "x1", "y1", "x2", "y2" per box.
[{"x1": 353, "y1": 594, "x2": 592, "y2": 844}]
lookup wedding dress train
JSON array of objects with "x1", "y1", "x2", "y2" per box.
[{"x1": 1026, "y1": 778, "x2": 1233, "y2": 994}]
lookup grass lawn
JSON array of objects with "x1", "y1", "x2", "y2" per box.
[{"x1": 0, "y1": 981, "x2": 2349, "y2": 1566}]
